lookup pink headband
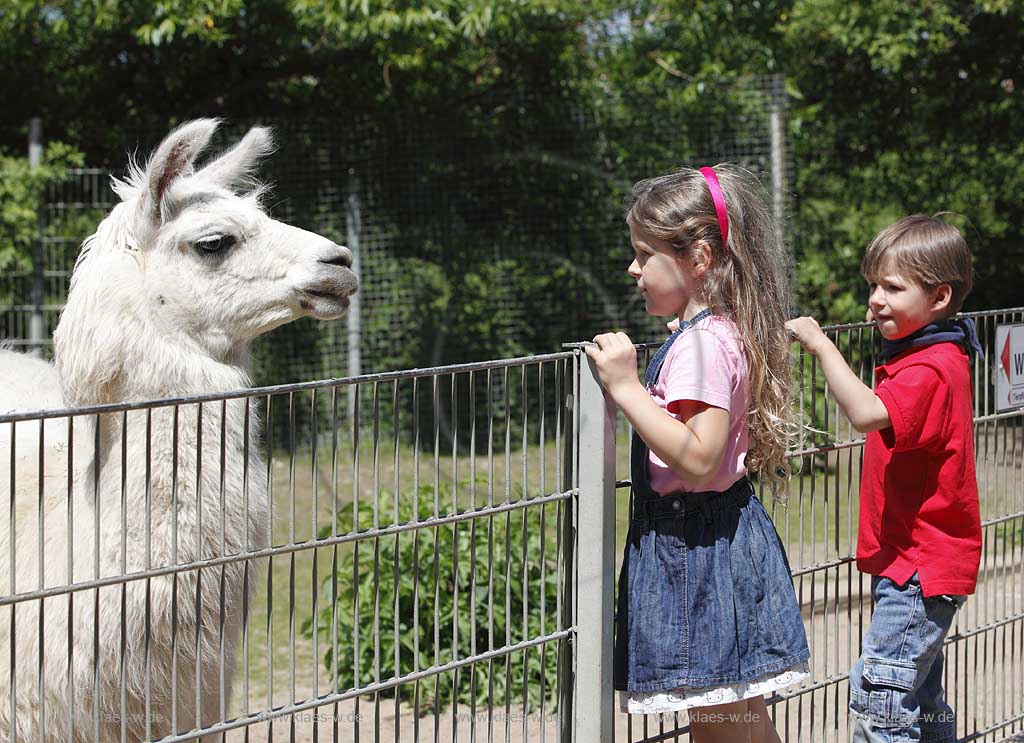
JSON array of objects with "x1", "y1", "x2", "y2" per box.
[{"x1": 699, "y1": 166, "x2": 729, "y2": 252}]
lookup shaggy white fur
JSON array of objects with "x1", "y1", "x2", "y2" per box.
[{"x1": 0, "y1": 119, "x2": 358, "y2": 742}]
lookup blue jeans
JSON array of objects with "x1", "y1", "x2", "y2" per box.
[{"x1": 850, "y1": 573, "x2": 966, "y2": 743}]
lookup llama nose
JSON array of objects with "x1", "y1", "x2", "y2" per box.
[{"x1": 319, "y1": 244, "x2": 353, "y2": 269}]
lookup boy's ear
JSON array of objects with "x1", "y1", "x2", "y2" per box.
[{"x1": 931, "y1": 283, "x2": 953, "y2": 313}]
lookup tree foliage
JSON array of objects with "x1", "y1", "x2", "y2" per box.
[
  {"x1": 782, "y1": 0, "x2": 1024, "y2": 316},
  {"x1": 0, "y1": 142, "x2": 83, "y2": 276},
  {"x1": 0, "y1": 0, "x2": 597, "y2": 160},
  {"x1": 1, "y1": 0, "x2": 1021, "y2": 326}
]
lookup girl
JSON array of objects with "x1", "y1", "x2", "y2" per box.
[{"x1": 586, "y1": 165, "x2": 809, "y2": 741}]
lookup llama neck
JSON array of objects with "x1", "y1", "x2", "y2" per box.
[
  {"x1": 83, "y1": 377, "x2": 268, "y2": 566},
  {"x1": 89, "y1": 339, "x2": 259, "y2": 491},
  {"x1": 63, "y1": 308, "x2": 266, "y2": 559},
  {"x1": 67, "y1": 329, "x2": 256, "y2": 467},
  {"x1": 120, "y1": 336, "x2": 254, "y2": 402}
]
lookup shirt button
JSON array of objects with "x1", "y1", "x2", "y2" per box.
[{"x1": 672, "y1": 499, "x2": 681, "y2": 511}]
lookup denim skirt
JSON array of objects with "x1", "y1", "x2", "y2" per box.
[{"x1": 613, "y1": 477, "x2": 810, "y2": 692}]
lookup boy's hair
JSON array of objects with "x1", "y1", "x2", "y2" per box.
[
  {"x1": 861, "y1": 215, "x2": 974, "y2": 315},
  {"x1": 626, "y1": 164, "x2": 795, "y2": 493}
]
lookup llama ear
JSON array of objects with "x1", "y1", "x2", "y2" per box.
[
  {"x1": 143, "y1": 118, "x2": 220, "y2": 220},
  {"x1": 196, "y1": 125, "x2": 274, "y2": 191}
]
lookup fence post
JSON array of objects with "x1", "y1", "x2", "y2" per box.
[
  {"x1": 768, "y1": 74, "x2": 787, "y2": 243},
  {"x1": 346, "y1": 172, "x2": 362, "y2": 394},
  {"x1": 572, "y1": 349, "x2": 616, "y2": 742},
  {"x1": 28, "y1": 117, "x2": 45, "y2": 349}
]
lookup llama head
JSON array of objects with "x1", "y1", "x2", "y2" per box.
[{"x1": 54, "y1": 119, "x2": 359, "y2": 405}]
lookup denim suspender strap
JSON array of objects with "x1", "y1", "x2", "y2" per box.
[
  {"x1": 643, "y1": 309, "x2": 712, "y2": 388},
  {"x1": 631, "y1": 308, "x2": 713, "y2": 498}
]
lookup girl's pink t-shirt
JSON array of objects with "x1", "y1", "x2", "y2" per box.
[{"x1": 646, "y1": 315, "x2": 751, "y2": 494}]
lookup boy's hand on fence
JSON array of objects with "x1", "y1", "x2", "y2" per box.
[
  {"x1": 585, "y1": 332, "x2": 642, "y2": 398},
  {"x1": 785, "y1": 317, "x2": 829, "y2": 356}
]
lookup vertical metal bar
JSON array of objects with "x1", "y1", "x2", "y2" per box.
[
  {"x1": 520, "y1": 364, "x2": 529, "y2": 743},
  {"x1": 119, "y1": 410, "x2": 128, "y2": 743},
  {"x1": 194, "y1": 402, "x2": 204, "y2": 733},
  {"x1": 538, "y1": 363, "x2": 549, "y2": 743},
  {"x1": 93, "y1": 414, "x2": 102, "y2": 743},
  {"x1": 352, "y1": 385, "x2": 362, "y2": 743},
  {"x1": 346, "y1": 176, "x2": 362, "y2": 395},
  {"x1": 264, "y1": 395, "x2": 275, "y2": 740},
  {"x1": 170, "y1": 407, "x2": 180, "y2": 736},
  {"x1": 36, "y1": 418, "x2": 46, "y2": 743},
  {"x1": 392, "y1": 379, "x2": 402, "y2": 743},
  {"x1": 371, "y1": 380, "x2": 381, "y2": 743},
  {"x1": 768, "y1": 75, "x2": 786, "y2": 246},
  {"x1": 486, "y1": 368, "x2": 495, "y2": 743},
  {"x1": 503, "y1": 366, "x2": 512, "y2": 742},
  {"x1": 287, "y1": 392, "x2": 297, "y2": 738},
  {"x1": 218, "y1": 399, "x2": 228, "y2": 731},
  {"x1": 28, "y1": 117, "x2": 45, "y2": 349},
  {"x1": 432, "y1": 374, "x2": 441, "y2": 743},
  {"x1": 241, "y1": 398, "x2": 252, "y2": 742},
  {"x1": 144, "y1": 409, "x2": 154, "y2": 742},
  {"x1": 67, "y1": 415, "x2": 76, "y2": 742},
  {"x1": 7, "y1": 420, "x2": 15, "y2": 743},
  {"x1": 411, "y1": 377, "x2": 420, "y2": 742},
  {"x1": 833, "y1": 330, "x2": 844, "y2": 739},
  {"x1": 573, "y1": 350, "x2": 616, "y2": 743},
  {"x1": 557, "y1": 359, "x2": 571, "y2": 743},
  {"x1": 310, "y1": 388, "x2": 320, "y2": 739},
  {"x1": 330, "y1": 386, "x2": 341, "y2": 743},
  {"x1": 810, "y1": 351, "x2": 819, "y2": 742},
  {"x1": 450, "y1": 372, "x2": 460, "y2": 743},
  {"x1": 1013, "y1": 397, "x2": 1022, "y2": 732},
  {"x1": 469, "y1": 370, "x2": 479, "y2": 743}
]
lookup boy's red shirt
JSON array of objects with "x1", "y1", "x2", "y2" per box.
[{"x1": 858, "y1": 341, "x2": 982, "y2": 597}]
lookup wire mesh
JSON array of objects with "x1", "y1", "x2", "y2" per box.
[{"x1": 2, "y1": 76, "x2": 788, "y2": 384}]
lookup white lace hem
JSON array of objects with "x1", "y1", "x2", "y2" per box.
[{"x1": 618, "y1": 662, "x2": 810, "y2": 714}]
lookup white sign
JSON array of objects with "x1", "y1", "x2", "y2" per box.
[{"x1": 996, "y1": 323, "x2": 1024, "y2": 412}]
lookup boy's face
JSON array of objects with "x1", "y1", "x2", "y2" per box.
[{"x1": 866, "y1": 256, "x2": 950, "y2": 340}]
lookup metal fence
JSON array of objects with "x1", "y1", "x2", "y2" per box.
[
  {"x1": 595, "y1": 307, "x2": 1024, "y2": 743},
  {"x1": 0, "y1": 353, "x2": 577, "y2": 742},
  {"x1": 1, "y1": 308, "x2": 1021, "y2": 742}
]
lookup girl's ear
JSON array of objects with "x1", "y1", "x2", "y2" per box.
[
  {"x1": 689, "y1": 241, "x2": 713, "y2": 278},
  {"x1": 931, "y1": 283, "x2": 953, "y2": 314}
]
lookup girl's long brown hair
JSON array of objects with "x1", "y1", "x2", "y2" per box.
[{"x1": 627, "y1": 164, "x2": 795, "y2": 494}]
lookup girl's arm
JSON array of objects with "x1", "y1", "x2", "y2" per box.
[
  {"x1": 786, "y1": 317, "x2": 891, "y2": 433},
  {"x1": 585, "y1": 332, "x2": 729, "y2": 487}
]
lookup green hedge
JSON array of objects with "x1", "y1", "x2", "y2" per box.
[{"x1": 303, "y1": 480, "x2": 562, "y2": 714}]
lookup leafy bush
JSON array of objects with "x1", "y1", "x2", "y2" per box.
[
  {"x1": 0, "y1": 142, "x2": 83, "y2": 277},
  {"x1": 303, "y1": 480, "x2": 562, "y2": 715}
]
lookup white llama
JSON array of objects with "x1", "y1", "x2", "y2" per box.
[{"x1": 0, "y1": 119, "x2": 358, "y2": 742}]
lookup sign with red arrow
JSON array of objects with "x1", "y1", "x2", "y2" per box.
[{"x1": 996, "y1": 323, "x2": 1024, "y2": 412}]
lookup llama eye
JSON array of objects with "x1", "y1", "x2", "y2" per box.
[{"x1": 193, "y1": 234, "x2": 237, "y2": 255}]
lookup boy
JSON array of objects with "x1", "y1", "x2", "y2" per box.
[{"x1": 787, "y1": 215, "x2": 982, "y2": 743}]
